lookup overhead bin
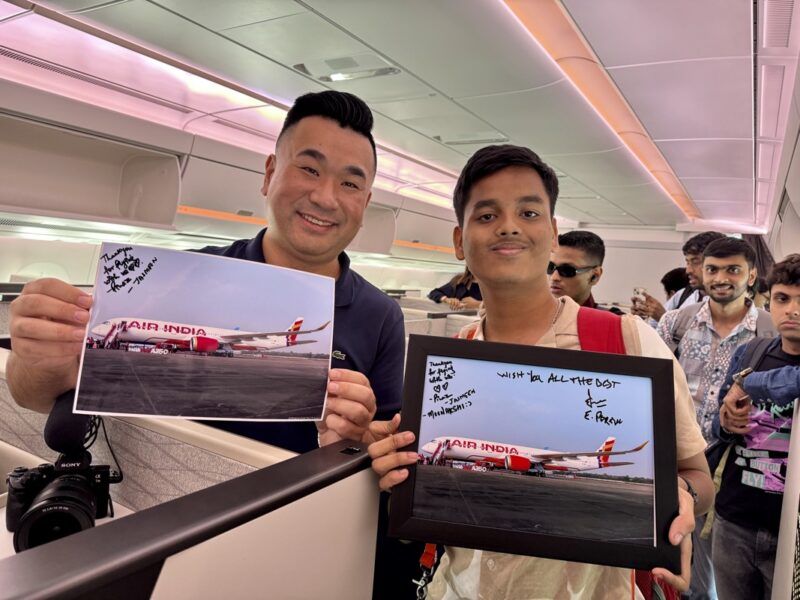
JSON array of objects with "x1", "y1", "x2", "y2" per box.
[{"x1": 0, "y1": 113, "x2": 180, "y2": 229}]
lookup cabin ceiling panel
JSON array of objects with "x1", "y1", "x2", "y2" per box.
[
  {"x1": 694, "y1": 202, "x2": 753, "y2": 220},
  {"x1": 325, "y1": 72, "x2": 437, "y2": 105},
  {"x1": 150, "y1": 0, "x2": 305, "y2": 33},
  {"x1": 36, "y1": 0, "x2": 112, "y2": 11},
  {"x1": 546, "y1": 148, "x2": 652, "y2": 189},
  {"x1": 303, "y1": 0, "x2": 563, "y2": 99},
  {"x1": 590, "y1": 183, "x2": 667, "y2": 206},
  {"x1": 557, "y1": 177, "x2": 600, "y2": 200},
  {"x1": 658, "y1": 140, "x2": 754, "y2": 179},
  {"x1": 681, "y1": 178, "x2": 754, "y2": 202},
  {"x1": 72, "y1": 0, "x2": 325, "y2": 104},
  {"x1": 224, "y1": 11, "x2": 369, "y2": 67},
  {"x1": 567, "y1": 196, "x2": 627, "y2": 217},
  {"x1": 370, "y1": 113, "x2": 466, "y2": 173},
  {"x1": 461, "y1": 82, "x2": 622, "y2": 155},
  {"x1": 563, "y1": 0, "x2": 751, "y2": 67},
  {"x1": 371, "y1": 95, "x2": 466, "y2": 123},
  {"x1": 624, "y1": 206, "x2": 686, "y2": 227},
  {"x1": 555, "y1": 202, "x2": 597, "y2": 224},
  {"x1": 398, "y1": 113, "x2": 504, "y2": 147},
  {"x1": 607, "y1": 59, "x2": 753, "y2": 140}
]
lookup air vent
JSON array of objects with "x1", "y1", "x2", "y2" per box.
[
  {"x1": 0, "y1": 217, "x2": 29, "y2": 227},
  {"x1": 0, "y1": 46, "x2": 194, "y2": 114},
  {"x1": 764, "y1": 0, "x2": 794, "y2": 48},
  {"x1": 432, "y1": 135, "x2": 509, "y2": 146}
]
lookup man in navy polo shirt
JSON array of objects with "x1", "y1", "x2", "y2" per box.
[{"x1": 7, "y1": 91, "x2": 404, "y2": 454}]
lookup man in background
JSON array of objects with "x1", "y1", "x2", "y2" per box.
[
  {"x1": 712, "y1": 254, "x2": 800, "y2": 599},
  {"x1": 549, "y1": 230, "x2": 623, "y2": 314},
  {"x1": 633, "y1": 231, "x2": 726, "y2": 323},
  {"x1": 657, "y1": 236, "x2": 776, "y2": 600},
  {"x1": 662, "y1": 267, "x2": 691, "y2": 301}
]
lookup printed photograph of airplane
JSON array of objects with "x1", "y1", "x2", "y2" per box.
[
  {"x1": 75, "y1": 242, "x2": 334, "y2": 421},
  {"x1": 419, "y1": 435, "x2": 649, "y2": 476},
  {"x1": 408, "y1": 352, "x2": 660, "y2": 548},
  {"x1": 89, "y1": 316, "x2": 330, "y2": 355}
]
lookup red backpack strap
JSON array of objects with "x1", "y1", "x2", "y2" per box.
[{"x1": 576, "y1": 307, "x2": 626, "y2": 355}]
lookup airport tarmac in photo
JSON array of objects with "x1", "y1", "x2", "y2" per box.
[
  {"x1": 77, "y1": 349, "x2": 329, "y2": 419},
  {"x1": 413, "y1": 465, "x2": 654, "y2": 546}
]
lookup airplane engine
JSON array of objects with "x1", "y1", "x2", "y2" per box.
[
  {"x1": 504, "y1": 455, "x2": 532, "y2": 472},
  {"x1": 190, "y1": 336, "x2": 220, "y2": 353}
]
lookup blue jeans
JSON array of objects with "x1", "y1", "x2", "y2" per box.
[
  {"x1": 683, "y1": 514, "x2": 717, "y2": 600},
  {"x1": 711, "y1": 514, "x2": 777, "y2": 600}
]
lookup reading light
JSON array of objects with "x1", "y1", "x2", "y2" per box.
[
  {"x1": 293, "y1": 63, "x2": 400, "y2": 82},
  {"x1": 501, "y1": 0, "x2": 702, "y2": 221}
]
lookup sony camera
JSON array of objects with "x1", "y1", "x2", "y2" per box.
[{"x1": 5, "y1": 451, "x2": 121, "y2": 552}]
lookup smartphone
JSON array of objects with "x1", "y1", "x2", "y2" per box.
[{"x1": 633, "y1": 287, "x2": 646, "y2": 304}]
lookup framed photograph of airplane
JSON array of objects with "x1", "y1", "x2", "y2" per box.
[
  {"x1": 389, "y1": 334, "x2": 680, "y2": 573},
  {"x1": 74, "y1": 242, "x2": 334, "y2": 421}
]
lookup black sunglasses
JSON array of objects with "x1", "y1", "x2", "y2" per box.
[{"x1": 547, "y1": 261, "x2": 597, "y2": 278}]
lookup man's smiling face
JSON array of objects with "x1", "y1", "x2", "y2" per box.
[{"x1": 262, "y1": 115, "x2": 374, "y2": 268}]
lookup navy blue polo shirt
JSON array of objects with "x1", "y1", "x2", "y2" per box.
[{"x1": 194, "y1": 229, "x2": 405, "y2": 453}]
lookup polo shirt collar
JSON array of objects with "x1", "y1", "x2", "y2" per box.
[{"x1": 253, "y1": 228, "x2": 356, "y2": 308}]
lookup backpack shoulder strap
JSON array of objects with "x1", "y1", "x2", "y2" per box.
[
  {"x1": 669, "y1": 302, "x2": 704, "y2": 355},
  {"x1": 577, "y1": 307, "x2": 626, "y2": 354},
  {"x1": 739, "y1": 335, "x2": 774, "y2": 370},
  {"x1": 676, "y1": 286, "x2": 695, "y2": 307}
]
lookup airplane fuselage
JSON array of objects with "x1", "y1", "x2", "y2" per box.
[
  {"x1": 422, "y1": 436, "x2": 615, "y2": 473},
  {"x1": 91, "y1": 318, "x2": 287, "y2": 351}
]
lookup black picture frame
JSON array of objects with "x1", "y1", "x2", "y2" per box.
[{"x1": 389, "y1": 334, "x2": 680, "y2": 574}]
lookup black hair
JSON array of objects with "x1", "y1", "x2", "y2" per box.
[
  {"x1": 767, "y1": 253, "x2": 800, "y2": 289},
  {"x1": 753, "y1": 276, "x2": 769, "y2": 294},
  {"x1": 660, "y1": 267, "x2": 690, "y2": 295},
  {"x1": 277, "y1": 91, "x2": 376, "y2": 168},
  {"x1": 557, "y1": 230, "x2": 605, "y2": 265},
  {"x1": 702, "y1": 237, "x2": 756, "y2": 267},
  {"x1": 682, "y1": 231, "x2": 726, "y2": 256},
  {"x1": 452, "y1": 144, "x2": 559, "y2": 227}
]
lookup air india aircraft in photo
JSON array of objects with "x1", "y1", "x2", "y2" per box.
[
  {"x1": 89, "y1": 317, "x2": 331, "y2": 354},
  {"x1": 420, "y1": 436, "x2": 649, "y2": 475}
]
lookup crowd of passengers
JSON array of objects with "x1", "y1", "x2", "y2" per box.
[{"x1": 6, "y1": 90, "x2": 798, "y2": 600}]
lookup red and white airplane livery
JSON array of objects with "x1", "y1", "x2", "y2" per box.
[
  {"x1": 89, "y1": 317, "x2": 330, "y2": 354},
  {"x1": 420, "y1": 436, "x2": 648, "y2": 475}
]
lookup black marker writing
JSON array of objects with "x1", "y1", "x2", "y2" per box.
[{"x1": 100, "y1": 246, "x2": 158, "y2": 294}]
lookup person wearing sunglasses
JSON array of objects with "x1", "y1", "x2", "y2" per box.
[{"x1": 549, "y1": 230, "x2": 623, "y2": 315}]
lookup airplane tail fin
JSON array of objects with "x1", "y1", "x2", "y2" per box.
[
  {"x1": 286, "y1": 317, "x2": 303, "y2": 346},
  {"x1": 597, "y1": 436, "x2": 616, "y2": 468}
]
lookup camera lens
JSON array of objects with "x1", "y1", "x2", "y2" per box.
[{"x1": 13, "y1": 474, "x2": 97, "y2": 552}]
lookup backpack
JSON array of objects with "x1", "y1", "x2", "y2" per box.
[
  {"x1": 699, "y1": 335, "x2": 775, "y2": 540},
  {"x1": 667, "y1": 302, "x2": 776, "y2": 356}
]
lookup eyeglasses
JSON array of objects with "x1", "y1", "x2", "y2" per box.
[{"x1": 547, "y1": 261, "x2": 598, "y2": 278}]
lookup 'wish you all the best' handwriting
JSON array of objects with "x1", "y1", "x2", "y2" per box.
[{"x1": 496, "y1": 369, "x2": 621, "y2": 389}]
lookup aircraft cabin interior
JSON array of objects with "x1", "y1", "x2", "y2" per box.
[{"x1": 0, "y1": 0, "x2": 799, "y2": 598}]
